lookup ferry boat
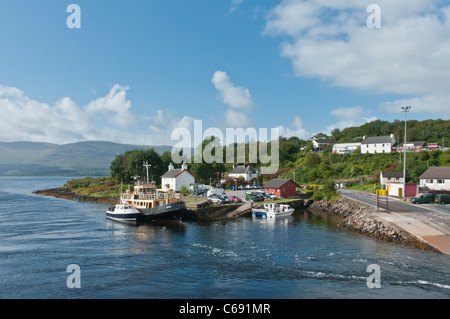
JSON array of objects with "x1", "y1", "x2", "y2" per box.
[
  {"x1": 252, "y1": 203, "x2": 295, "y2": 219},
  {"x1": 120, "y1": 181, "x2": 190, "y2": 223},
  {"x1": 106, "y1": 200, "x2": 141, "y2": 222}
]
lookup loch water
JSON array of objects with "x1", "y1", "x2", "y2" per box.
[{"x1": 0, "y1": 177, "x2": 449, "y2": 299}]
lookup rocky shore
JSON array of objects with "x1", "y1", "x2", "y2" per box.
[
  {"x1": 33, "y1": 187, "x2": 118, "y2": 204},
  {"x1": 310, "y1": 196, "x2": 436, "y2": 251}
]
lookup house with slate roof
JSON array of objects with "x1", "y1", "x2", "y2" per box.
[
  {"x1": 161, "y1": 162, "x2": 195, "y2": 192},
  {"x1": 361, "y1": 134, "x2": 396, "y2": 154},
  {"x1": 227, "y1": 164, "x2": 260, "y2": 182},
  {"x1": 380, "y1": 171, "x2": 404, "y2": 187},
  {"x1": 419, "y1": 166, "x2": 450, "y2": 191}
]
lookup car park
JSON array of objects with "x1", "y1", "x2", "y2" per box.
[
  {"x1": 435, "y1": 194, "x2": 450, "y2": 204},
  {"x1": 410, "y1": 193, "x2": 435, "y2": 204}
]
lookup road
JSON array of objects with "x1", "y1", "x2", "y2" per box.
[{"x1": 338, "y1": 189, "x2": 450, "y2": 254}]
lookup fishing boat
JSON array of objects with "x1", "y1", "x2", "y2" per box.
[
  {"x1": 252, "y1": 203, "x2": 295, "y2": 219},
  {"x1": 106, "y1": 200, "x2": 141, "y2": 222},
  {"x1": 120, "y1": 181, "x2": 192, "y2": 223}
]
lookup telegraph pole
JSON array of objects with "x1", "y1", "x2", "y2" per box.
[{"x1": 401, "y1": 106, "x2": 411, "y2": 200}]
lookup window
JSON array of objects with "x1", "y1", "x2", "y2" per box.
[
  {"x1": 426, "y1": 179, "x2": 433, "y2": 184},
  {"x1": 437, "y1": 180, "x2": 444, "y2": 184}
]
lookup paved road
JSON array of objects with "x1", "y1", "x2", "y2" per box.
[{"x1": 338, "y1": 189, "x2": 450, "y2": 254}]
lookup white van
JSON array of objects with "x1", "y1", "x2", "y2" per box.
[{"x1": 207, "y1": 188, "x2": 226, "y2": 197}]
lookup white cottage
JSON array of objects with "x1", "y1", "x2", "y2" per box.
[
  {"x1": 228, "y1": 164, "x2": 260, "y2": 182},
  {"x1": 361, "y1": 134, "x2": 396, "y2": 154},
  {"x1": 161, "y1": 162, "x2": 195, "y2": 192},
  {"x1": 419, "y1": 166, "x2": 450, "y2": 191}
]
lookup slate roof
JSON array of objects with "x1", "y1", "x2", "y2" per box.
[
  {"x1": 419, "y1": 166, "x2": 450, "y2": 180},
  {"x1": 264, "y1": 179, "x2": 300, "y2": 188},
  {"x1": 396, "y1": 141, "x2": 426, "y2": 147},
  {"x1": 161, "y1": 169, "x2": 195, "y2": 179},
  {"x1": 361, "y1": 136, "x2": 395, "y2": 144},
  {"x1": 229, "y1": 165, "x2": 258, "y2": 174},
  {"x1": 381, "y1": 171, "x2": 403, "y2": 178}
]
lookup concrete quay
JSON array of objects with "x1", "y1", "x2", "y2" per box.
[{"x1": 339, "y1": 189, "x2": 450, "y2": 255}]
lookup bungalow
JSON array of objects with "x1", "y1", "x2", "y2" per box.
[
  {"x1": 161, "y1": 162, "x2": 195, "y2": 192},
  {"x1": 332, "y1": 142, "x2": 361, "y2": 154},
  {"x1": 419, "y1": 166, "x2": 450, "y2": 191},
  {"x1": 361, "y1": 134, "x2": 396, "y2": 154},
  {"x1": 227, "y1": 164, "x2": 260, "y2": 182},
  {"x1": 263, "y1": 179, "x2": 300, "y2": 198},
  {"x1": 380, "y1": 171, "x2": 404, "y2": 187}
]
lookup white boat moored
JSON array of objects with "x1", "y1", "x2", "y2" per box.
[{"x1": 252, "y1": 203, "x2": 295, "y2": 219}]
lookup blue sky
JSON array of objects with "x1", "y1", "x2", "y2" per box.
[{"x1": 0, "y1": 0, "x2": 449, "y2": 146}]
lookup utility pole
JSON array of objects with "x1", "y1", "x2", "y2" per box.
[
  {"x1": 401, "y1": 106, "x2": 411, "y2": 200},
  {"x1": 143, "y1": 161, "x2": 151, "y2": 183}
]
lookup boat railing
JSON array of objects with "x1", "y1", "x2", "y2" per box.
[{"x1": 121, "y1": 192, "x2": 181, "y2": 201}]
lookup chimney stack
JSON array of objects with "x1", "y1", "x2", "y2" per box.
[{"x1": 168, "y1": 163, "x2": 174, "y2": 171}]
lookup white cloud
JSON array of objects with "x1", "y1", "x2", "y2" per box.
[
  {"x1": 0, "y1": 84, "x2": 199, "y2": 146},
  {"x1": 211, "y1": 70, "x2": 255, "y2": 128},
  {"x1": 229, "y1": 0, "x2": 243, "y2": 13},
  {"x1": 211, "y1": 70, "x2": 254, "y2": 111},
  {"x1": 276, "y1": 115, "x2": 310, "y2": 139},
  {"x1": 327, "y1": 106, "x2": 377, "y2": 133},
  {"x1": 265, "y1": 0, "x2": 450, "y2": 116}
]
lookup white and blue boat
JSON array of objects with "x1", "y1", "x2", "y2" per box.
[
  {"x1": 106, "y1": 200, "x2": 140, "y2": 222},
  {"x1": 252, "y1": 203, "x2": 294, "y2": 219}
]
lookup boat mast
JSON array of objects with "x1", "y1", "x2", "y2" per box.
[{"x1": 143, "y1": 161, "x2": 151, "y2": 183}]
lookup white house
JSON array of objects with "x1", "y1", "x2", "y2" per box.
[
  {"x1": 312, "y1": 139, "x2": 336, "y2": 151},
  {"x1": 161, "y1": 162, "x2": 195, "y2": 192},
  {"x1": 419, "y1": 166, "x2": 450, "y2": 191},
  {"x1": 380, "y1": 171, "x2": 404, "y2": 187},
  {"x1": 361, "y1": 134, "x2": 396, "y2": 154},
  {"x1": 227, "y1": 164, "x2": 260, "y2": 182},
  {"x1": 333, "y1": 142, "x2": 361, "y2": 154}
]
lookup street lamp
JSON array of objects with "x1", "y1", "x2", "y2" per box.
[{"x1": 401, "y1": 106, "x2": 411, "y2": 200}]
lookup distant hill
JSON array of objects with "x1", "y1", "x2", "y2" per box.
[{"x1": 0, "y1": 141, "x2": 173, "y2": 176}]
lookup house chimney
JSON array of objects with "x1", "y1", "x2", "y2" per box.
[
  {"x1": 181, "y1": 162, "x2": 188, "y2": 170},
  {"x1": 363, "y1": 135, "x2": 366, "y2": 140},
  {"x1": 390, "y1": 133, "x2": 395, "y2": 139},
  {"x1": 168, "y1": 163, "x2": 174, "y2": 171}
]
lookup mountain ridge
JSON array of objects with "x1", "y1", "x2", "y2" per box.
[{"x1": 0, "y1": 141, "x2": 173, "y2": 176}]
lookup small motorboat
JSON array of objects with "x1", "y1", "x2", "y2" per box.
[
  {"x1": 252, "y1": 203, "x2": 295, "y2": 219},
  {"x1": 106, "y1": 200, "x2": 140, "y2": 222}
]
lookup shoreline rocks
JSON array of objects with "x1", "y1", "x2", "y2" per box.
[
  {"x1": 33, "y1": 187, "x2": 118, "y2": 204},
  {"x1": 310, "y1": 196, "x2": 437, "y2": 251}
]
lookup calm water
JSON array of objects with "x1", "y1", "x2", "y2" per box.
[{"x1": 0, "y1": 177, "x2": 449, "y2": 299}]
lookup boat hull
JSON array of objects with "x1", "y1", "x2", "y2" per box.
[
  {"x1": 106, "y1": 210, "x2": 140, "y2": 222},
  {"x1": 137, "y1": 201, "x2": 195, "y2": 223}
]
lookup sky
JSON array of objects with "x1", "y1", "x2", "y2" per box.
[{"x1": 0, "y1": 0, "x2": 449, "y2": 147}]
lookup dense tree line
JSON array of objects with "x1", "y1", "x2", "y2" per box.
[{"x1": 109, "y1": 119, "x2": 450, "y2": 187}]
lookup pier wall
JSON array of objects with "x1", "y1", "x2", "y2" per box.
[{"x1": 310, "y1": 196, "x2": 437, "y2": 251}]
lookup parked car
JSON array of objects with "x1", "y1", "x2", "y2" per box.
[
  {"x1": 252, "y1": 185, "x2": 260, "y2": 189},
  {"x1": 228, "y1": 196, "x2": 242, "y2": 203},
  {"x1": 410, "y1": 193, "x2": 435, "y2": 204},
  {"x1": 193, "y1": 189, "x2": 206, "y2": 196},
  {"x1": 207, "y1": 194, "x2": 226, "y2": 204},
  {"x1": 245, "y1": 184, "x2": 252, "y2": 189},
  {"x1": 435, "y1": 194, "x2": 450, "y2": 204},
  {"x1": 237, "y1": 185, "x2": 245, "y2": 190},
  {"x1": 245, "y1": 191, "x2": 265, "y2": 202},
  {"x1": 218, "y1": 195, "x2": 232, "y2": 204}
]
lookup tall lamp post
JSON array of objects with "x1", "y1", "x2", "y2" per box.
[{"x1": 401, "y1": 106, "x2": 411, "y2": 200}]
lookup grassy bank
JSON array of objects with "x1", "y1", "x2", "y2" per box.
[{"x1": 64, "y1": 177, "x2": 120, "y2": 198}]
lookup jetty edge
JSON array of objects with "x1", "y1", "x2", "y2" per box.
[{"x1": 310, "y1": 195, "x2": 442, "y2": 253}]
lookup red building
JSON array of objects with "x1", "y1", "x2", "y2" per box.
[{"x1": 264, "y1": 179, "x2": 300, "y2": 198}]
